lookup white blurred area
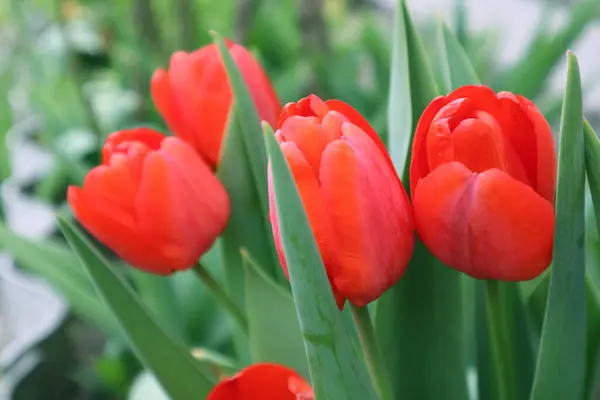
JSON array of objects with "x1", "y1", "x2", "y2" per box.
[{"x1": 399, "y1": 0, "x2": 600, "y2": 109}]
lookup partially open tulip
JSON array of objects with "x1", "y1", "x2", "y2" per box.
[
  {"x1": 410, "y1": 85, "x2": 556, "y2": 281},
  {"x1": 67, "y1": 128, "x2": 230, "y2": 274},
  {"x1": 208, "y1": 363, "x2": 313, "y2": 400},
  {"x1": 151, "y1": 41, "x2": 280, "y2": 167},
  {"x1": 269, "y1": 95, "x2": 415, "y2": 308}
]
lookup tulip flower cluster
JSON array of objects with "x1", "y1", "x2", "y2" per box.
[{"x1": 66, "y1": 38, "x2": 557, "y2": 399}]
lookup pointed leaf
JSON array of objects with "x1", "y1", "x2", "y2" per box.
[
  {"x1": 375, "y1": 2, "x2": 469, "y2": 399},
  {"x1": 217, "y1": 107, "x2": 278, "y2": 365},
  {"x1": 432, "y1": 19, "x2": 452, "y2": 94},
  {"x1": 441, "y1": 22, "x2": 480, "y2": 88},
  {"x1": 583, "y1": 121, "x2": 600, "y2": 398},
  {"x1": 57, "y1": 217, "x2": 216, "y2": 399},
  {"x1": 211, "y1": 33, "x2": 279, "y2": 270},
  {"x1": 530, "y1": 52, "x2": 586, "y2": 400},
  {"x1": 218, "y1": 107, "x2": 283, "y2": 298},
  {"x1": 264, "y1": 123, "x2": 376, "y2": 400},
  {"x1": 242, "y1": 249, "x2": 309, "y2": 378},
  {"x1": 386, "y1": 0, "x2": 412, "y2": 175},
  {"x1": 128, "y1": 269, "x2": 184, "y2": 339}
]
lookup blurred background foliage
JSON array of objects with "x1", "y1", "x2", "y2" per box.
[{"x1": 0, "y1": 0, "x2": 599, "y2": 399}]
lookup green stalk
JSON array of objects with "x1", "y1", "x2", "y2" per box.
[
  {"x1": 350, "y1": 303, "x2": 393, "y2": 400},
  {"x1": 192, "y1": 262, "x2": 248, "y2": 335},
  {"x1": 485, "y1": 280, "x2": 516, "y2": 400}
]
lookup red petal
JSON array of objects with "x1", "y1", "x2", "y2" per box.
[
  {"x1": 67, "y1": 186, "x2": 162, "y2": 274},
  {"x1": 515, "y1": 94, "x2": 557, "y2": 202},
  {"x1": 208, "y1": 363, "x2": 309, "y2": 400},
  {"x1": 409, "y1": 96, "x2": 448, "y2": 195},
  {"x1": 279, "y1": 116, "x2": 328, "y2": 176},
  {"x1": 150, "y1": 69, "x2": 186, "y2": 147},
  {"x1": 325, "y1": 99, "x2": 405, "y2": 197},
  {"x1": 320, "y1": 123, "x2": 414, "y2": 306},
  {"x1": 136, "y1": 137, "x2": 229, "y2": 272},
  {"x1": 102, "y1": 128, "x2": 165, "y2": 164},
  {"x1": 413, "y1": 162, "x2": 554, "y2": 281}
]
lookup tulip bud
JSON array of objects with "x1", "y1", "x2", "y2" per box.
[
  {"x1": 207, "y1": 363, "x2": 312, "y2": 400},
  {"x1": 410, "y1": 85, "x2": 556, "y2": 281},
  {"x1": 151, "y1": 41, "x2": 280, "y2": 167},
  {"x1": 269, "y1": 95, "x2": 415, "y2": 308},
  {"x1": 67, "y1": 128, "x2": 230, "y2": 274}
]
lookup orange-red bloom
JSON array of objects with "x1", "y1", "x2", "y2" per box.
[
  {"x1": 208, "y1": 363, "x2": 313, "y2": 400},
  {"x1": 151, "y1": 41, "x2": 280, "y2": 167},
  {"x1": 269, "y1": 95, "x2": 415, "y2": 308},
  {"x1": 410, "y1": 85, "x2": 556, "y2": 281},
  {"x1": 67, "y1": 128, "x2": 230, "y2": 274}
]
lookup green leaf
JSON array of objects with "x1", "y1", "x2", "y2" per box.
[
  {"x1": 432, "y1": 20, "x2": 452, "y2": 94},
  {"x1": 0, "y1": 222, "x2": 122, "y2": 340},
  {"x1": 217, "y1": 107, "x2": 278, "y2": 365},
  {"x1": 242, "y1": 249, "x2": 309, "y2": 378},
  {"x1": 453, "y1": 0, "x2": 468, "y2": 47},
  {"x1": 393, "y1": 0, "x2": 439, "y2": 184},
  {"x1": 211, "y1": 33, "x2": 280, "y2": 276},
  {"x1": 218, "y1": 107, "x2": 283, "y2": 294},
  {"x1": 376, "y1": 242, "x2": 469, "y2": 400},
  {"x1": 440, "y1": 22, "x2": 481, "y2": 88},
  {"x1": 386, "y1": 0, "x2": 412, "y2": 175},
  {"x1": 128, "y1": 269, "x2": 184, "y2": 339},
  {"x1": 376, "y1": 2, "x2": 469, "y2": 399},
  {"x1": 264, "y1": 123, "x2": 376, "y2": 400},
  {"x1": 530, "y1": 52, "x2": 586, "y2": 400},
  {"x1": 583, "y1": 121, "x2": 600, "y2": 398},
  {"x1": 57, "y1": 217, "x2": 216, "y2": 399},
  {"x1": 585, "y1": 121, "x2": 600, "y2": 238}
]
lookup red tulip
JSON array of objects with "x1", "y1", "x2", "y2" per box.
[
  {"x1": 151, "y1": 41, "x2": 280, "y2": 167},
  {"x1": 67, "y1": 128, "x2": 230, "y2": 274},
  {"x1": 269, "y1": 95, "x2": 415, "y2": 308},
  {"x1": 208, "y1": 363, "x2": 313, "y2": 400},
  {"x1": 410, "y1": 85, "x2": 556, "y2": 281}
]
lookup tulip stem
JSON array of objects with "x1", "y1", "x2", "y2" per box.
[
  {"x1": 193, "y1": 262, "x2": 249, "y2": 335},
  {"x1": 485, "y1": 280, "x2": 516, "y2": 400},
  {"x1": 350, "y1": 303, "x2": 393, "y2": 400}
]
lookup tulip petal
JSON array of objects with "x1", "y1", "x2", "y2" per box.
[
  {"x1": 102, "y1": 128, "x2": 165, "y2": 164},
  {"x1": 231, "y1": 43, "x2": 281, "y2": 129},
  {"x1": 150, "y1": 69, "x2": 186, "y2": 144},
  {"x1": 158, "y1": 137, "x2": 230, "y2": 245},
  {"x1": 410, "y1": 96, "x2": 448, "y2": 194},
  {"x1": 136, "y1": 138, "x2": 227, "y2": 272},
  {"x1": 450, "y1": 117, "x2": 507, "y2": 173},
  {"x1": 413, "y1": 161, "x2": 554, "y2": 281},
  {"x1": 207, "y1": 363, "x2": 308, "y2": 400},
  {"x1": 166, "y1": 50, "x2": 230, "y2": 165},
  {"x1": 279, "y1": 116, "x2": 328, "y2": 176},
  {"x1": 268, "y1": 142, "x2": 343, "y2": 307},
  {"x1": 495, "y1": 92, "x2": 539, "y2": 188},
  {"x1": 515, "y1": 94, "x2": 557, "y2": 202},
  {"x1": 446, "y1": 85, "x2": 499, "y2": 110},
  {"x1": 320, "y1": 123, "x2": 414, "y2": 306},
  {"x1": 67, "y1": 186, "x2": 161, "y2": 274}
]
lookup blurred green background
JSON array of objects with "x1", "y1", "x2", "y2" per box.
[{"x1": 0, "y1": 0, "x2": 599, "y2": 399}]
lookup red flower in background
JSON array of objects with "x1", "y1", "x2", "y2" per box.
[
  {"x1": 151, "y1": 41, "x2": 280, "y2": 167},
  {"x1": 208, "y1": 363, "x2": 313, "y2": 400},
  {"x1": 269, "y1": 95, "x2": 415, "y2": 308},
  {"x1": 410, "y1": 85, "x2": 556, "y2": 281},
  {"x1": 68, "y1": 128, "x2": 230, "y2": 274}
]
